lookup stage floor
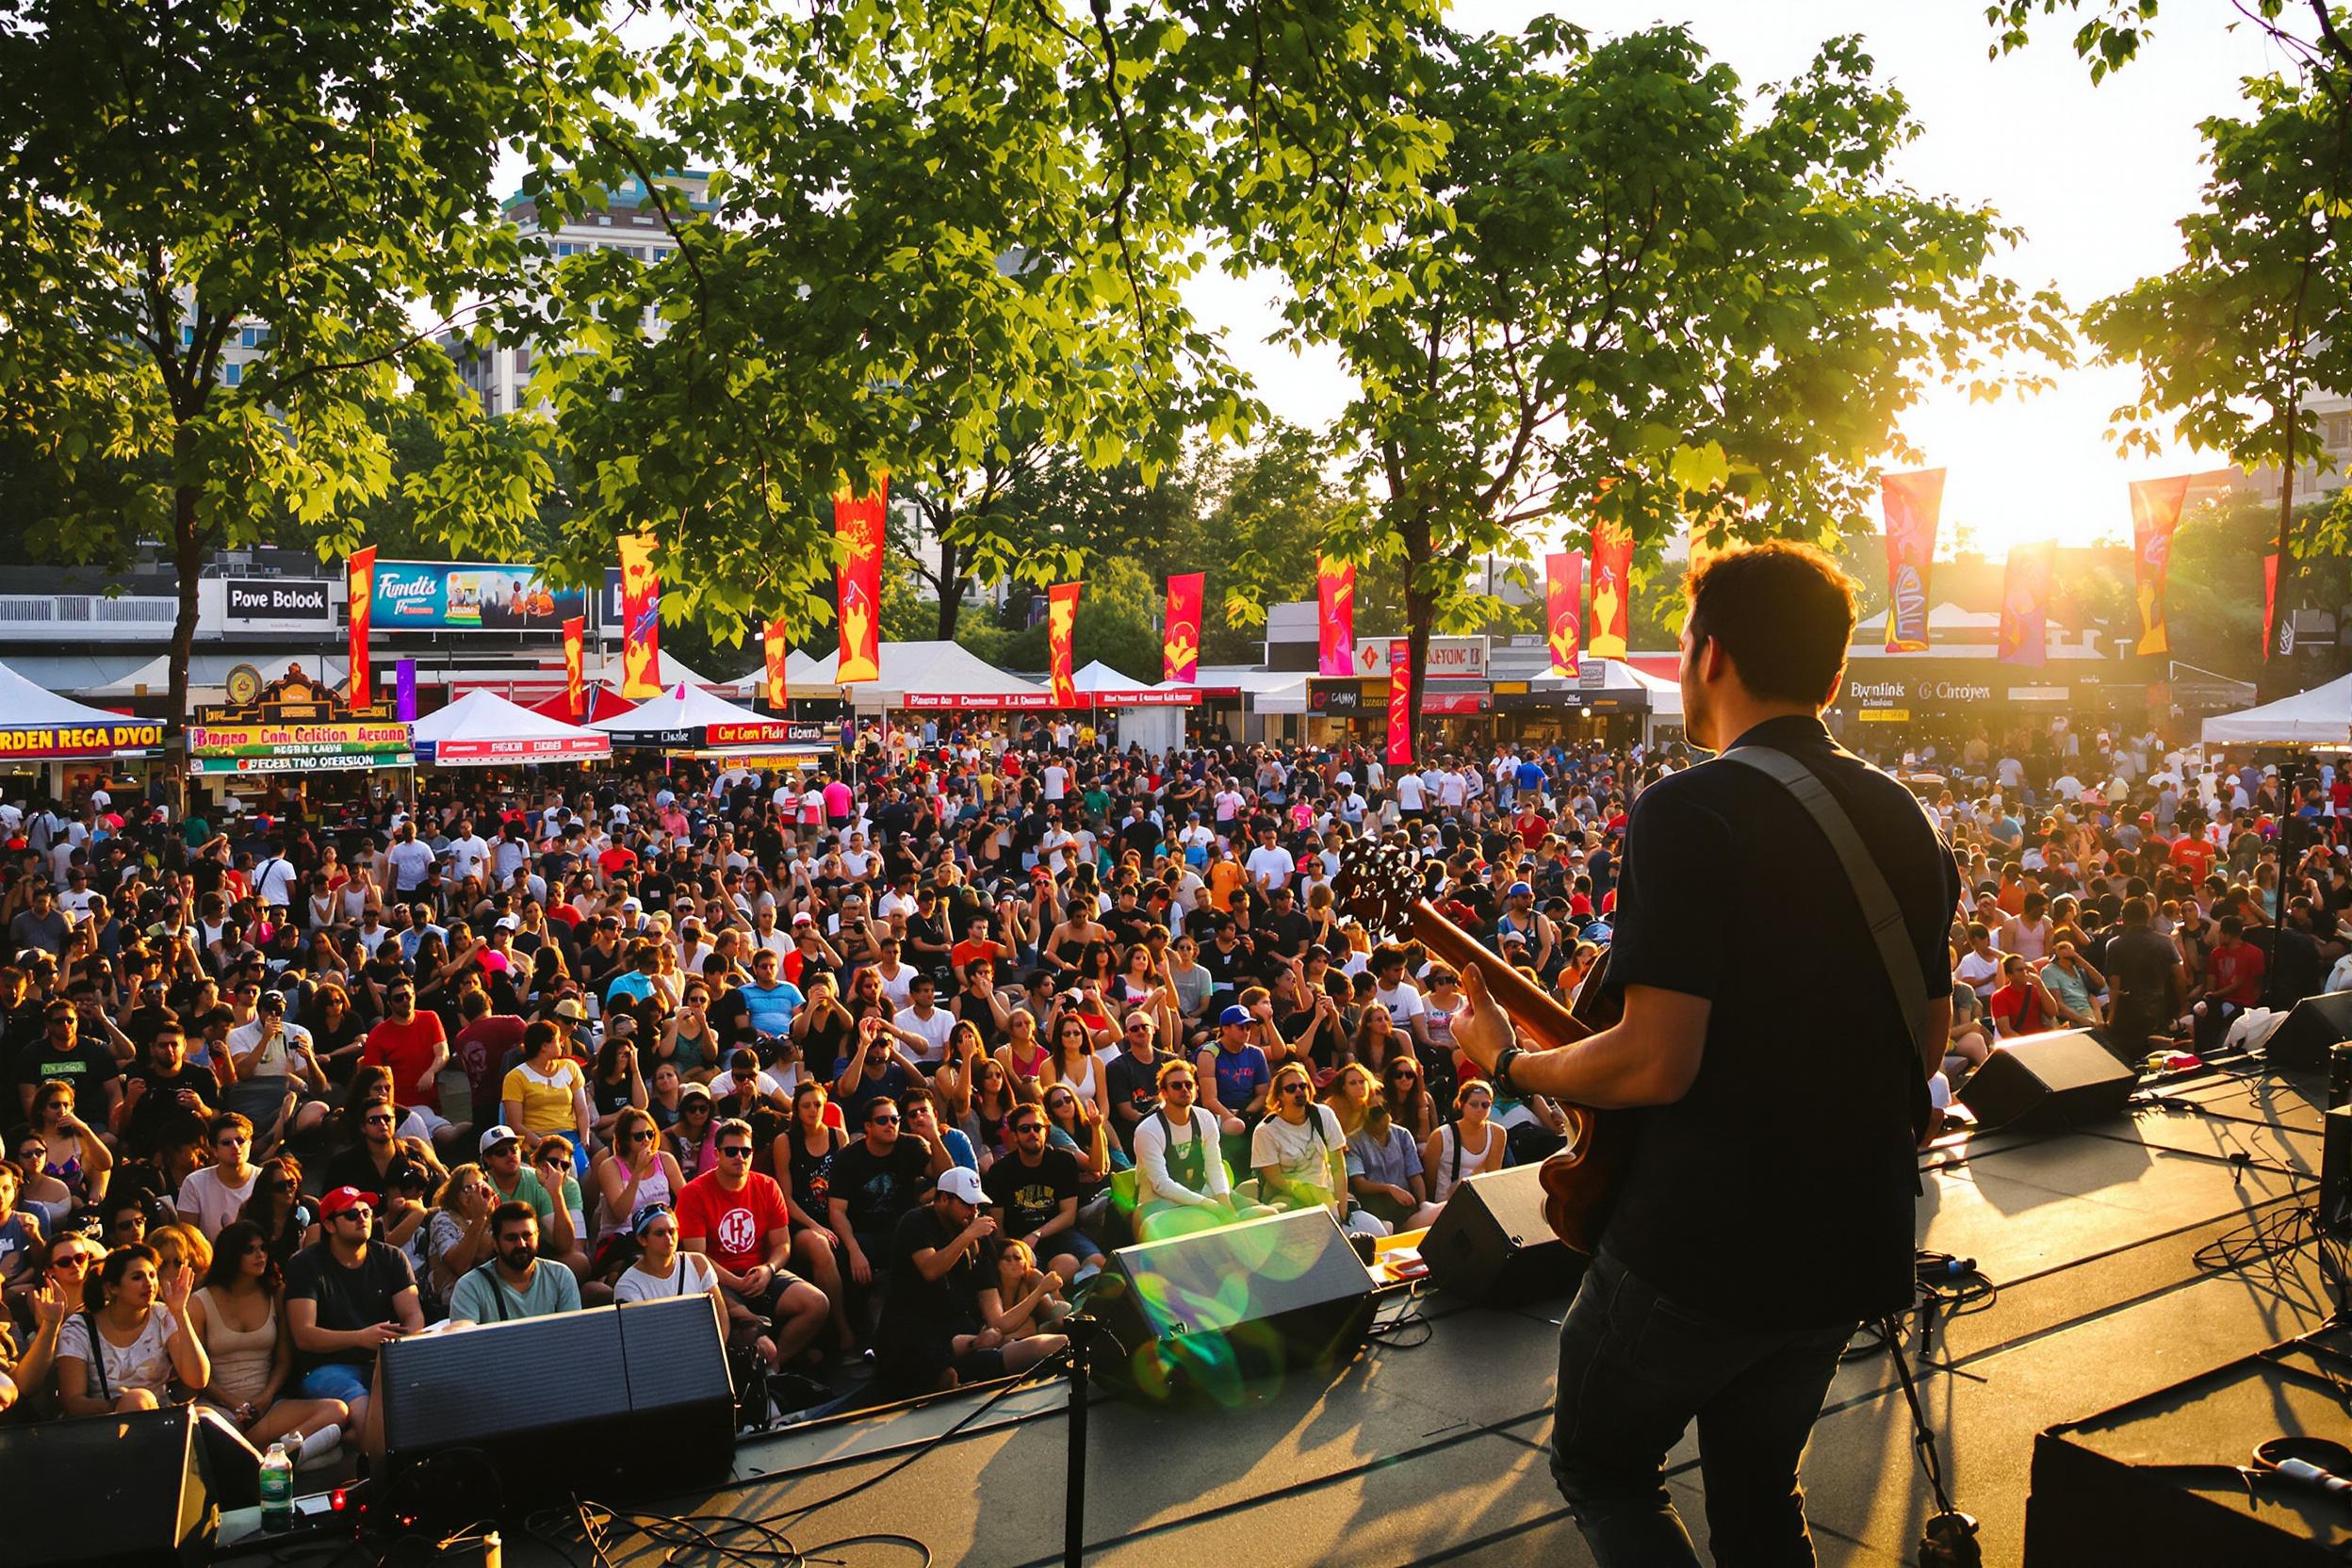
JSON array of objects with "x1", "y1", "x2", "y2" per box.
[{"x1": 223, "y1": 1060, "x2": 2342, "y2": 1567}]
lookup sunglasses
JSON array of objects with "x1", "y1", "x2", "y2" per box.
[
  {"x1": 1164, "y1": 1078, "x2": 1196, "y2": 1089},
  {"x1": 629, "y1": 1129, "x2": 657, "y2": 1142},
  {"x1": 364, "y1": 1113, "x2": 394, "y2": 1126},
  {"x1": 51, "y1": 1252, "x2": 94, "y2": 1271},
  {"x1": 716, "y1": 1145, "x2": 753, "y2": 1159},
  {"x1": 1281, "y1": 1084, "x2": 1309, "y2": 1096},
  {"x1": 868, "y1": 1115, "x2": 901, "y2": 1127}
]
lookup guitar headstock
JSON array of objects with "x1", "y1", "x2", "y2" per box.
[{"x1": 1331, "y1": 840, "x2": 1427, "y2": 943}]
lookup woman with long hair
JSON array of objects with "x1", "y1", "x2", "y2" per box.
[
  {"x1": 596, "y1": 1105, "x2": 683, "y2": 1246},
  {"x1": 237, "y1": 1157, "x2": 318, "y2": 1266},
  {"x1": 1040, "y1": 1083, "x2": 1121, "y2": 1199},
  {"x1": 590, "y1": 1030, "x2": 649, "y2": 1150},
  {"x1": 997, "y1": 1009, "x2": 1052, "y2": 1105},
  {"x1": 502, "y1": 1020, "x2": 594, "y2": 1177},
  {"x1": 56, "y1": 1243, "x2": 208, "y2": 1417},
  {"x1": 25, "y1": 1081, "x2": 111, "y2": 1206},
  {"x1": 1042, "y1": 1012, "x2": 1109, "y2": 1127},
  {"x1": 1323, "y1": 1064, "x2": 1381, "y2": 1140},
  {"x1": 187, "y1": 1220, "x2": 346, "y2": 1455},
  {"x1": 1424, "y1": 1078, "x2": 1505, "y2": 1205},
  {"x1": 773, "y1": 1082, "x2": 854, "y2": 1352},
  {"x1": 1354, "y1": 1006, "x2": 1405, "y2": 1075},
  {"x1": 1380, "y1": 1055, "x2": 1437, "y2": 1143},
  {"x1": 965, "y1": 1054, "x2": 1019, "y2": 1164},
  {"x1": 300, "y1": 981, "x2": 368, "y2": 1086},
  {"x1": 425, "y1": 1163, "x2": 498, "y2": 1309}
]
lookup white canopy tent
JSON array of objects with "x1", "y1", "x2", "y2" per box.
[
  {"x1": 410, "y1": 690, "x2": 611, "y2": 767},
  {"x1": 796, "y1": 641, "x2": 1052, "y2": 710},
  {"x1": 2199, "y1": 671, "x2": 2352, "y2": 747},
  {"x1": 1071, "y1": 660, "x2": 1188, "y2": 753},
  {"x1": 0, "y1": 658, "x2": 167, "y2": 761}
]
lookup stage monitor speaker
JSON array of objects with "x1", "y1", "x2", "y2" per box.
[
  {"x1": 1421, "y1": 1164, "x2": 1587, "y2": 1307},
  {"x1": 381, "y1": 1292, "x2": 734, "y2": 1514},
  {"x1": 1090, "y1": 1207, "x2": 1375, "y2": 1398},
  {"x1": 2266, "y1": 991, "x2": 2352, "y2": 1070},
  {"x1": 1, "y1": 1406, "x2": 219, "y2": 1568},
  {"x1": 1956, "y1": 1029, "x2": 2135, "y2": 1133}
]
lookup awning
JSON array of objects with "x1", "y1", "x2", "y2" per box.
[
  {"x1": 591, "y1": 682, "x2": 827, "y2": 749},
  {"x1": 409, "y1": 690, "x2": 612, "y2": 766},
  {"x1": 0, "y1": 659, "x2": 169, "y2": 761},
  {"x1": 2200, "y1": 672, "x2": 2352, "y2": 747}
]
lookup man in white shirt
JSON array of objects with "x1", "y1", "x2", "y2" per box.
[
  {"x1": 386, "y1": 824, "x2": 435, "y2": 894},
  {"x1": 445, "y1": 821, "x2": 491, "y2": 885},
  {"x1": 1371, "y1": 948, "x2": 1426, "y2": 1029},
  {"x1": 1042, "y1": 759, "x2": 1070, "y2": 802},
  {"x1": 1394, "y1": 771, "x2": 1428, "y2": 818},
  {"x1": 891, "y1": 975, "x2": 957, "y2": 1068},
  {"x1": 1243, "y1": 826, "x2": 1296, "y2": 893},
  {"x1": 1251, "y1": 1062, "x2": 1386, "y2": 1236},
  {"x1": 250, "y1": 842, "x2": 301, "y2": 912},
  {"x1": 1131, "y1": 1060, "x2": 1271, "y2": 1242}
]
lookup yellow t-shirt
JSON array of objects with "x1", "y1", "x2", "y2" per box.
[
  {"x1": 502, "y1": 1058, "x2": 583, "y2": 1136},
  {"x1": 1207, "y1": 860, "x2": 1246, "y2": 913}
]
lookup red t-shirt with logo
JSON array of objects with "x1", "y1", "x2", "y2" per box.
[
  {"x1": 676, "y1": 1170, "x2": 790, "y2": 1274},
  {"x1": 2207, "y1": 941, "x2": 2267, "y2": 1006},
  {"x1": 362, "y1": 1013, "x2": 448, "y2": 1112}
]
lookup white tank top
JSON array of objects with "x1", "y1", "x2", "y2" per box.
[{"x1": 1429, "y1": 1120, "x2": 1499, "y2": 1204}]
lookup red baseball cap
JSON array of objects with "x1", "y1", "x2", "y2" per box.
[{"x1": 318, "y1": 1186, "x2": 370, "y2": 1220}]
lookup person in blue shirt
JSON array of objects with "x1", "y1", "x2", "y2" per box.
[{"x1": 740, "y1": 949, "x2": 806, "y2": 1049}]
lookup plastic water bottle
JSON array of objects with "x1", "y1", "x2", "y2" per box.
[{"x1": 260, "y1": 1439, "x2": 294, "y2": 1532}]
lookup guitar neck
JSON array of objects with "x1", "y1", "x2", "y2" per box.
[{"x1": 1407, "y1": 898, "x2": 1592, "y2": 1053}]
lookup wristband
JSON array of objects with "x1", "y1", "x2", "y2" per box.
[{"x1": 1493, "y1": 1043, "x2": 1524, "y2": 1096}]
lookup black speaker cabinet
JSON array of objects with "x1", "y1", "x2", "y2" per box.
[
  {"x1": 381, "y1": 1292, "x2": 733, "y2": 1511},
  {"x1": 2267, "y1": 991, "x2": 2352, "y2": 1070},
  {"x1": 1090, "y1": 1207, "x2": 1375, "y2": 1398},
  {"x1": 1956, "y1": 1029, "x2": 2136, "y2": 1132},
  {"x1": 1422, "y1": 1164, "x2": 1587, "y2": 1307},
  {"x1": 1, "y1": 1406, "x2": 219, "y2": 1567}
]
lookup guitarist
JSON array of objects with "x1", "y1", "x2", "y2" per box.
[{"x1": 1451, "y1": 543, "x2": 1960, "y2": 1567}]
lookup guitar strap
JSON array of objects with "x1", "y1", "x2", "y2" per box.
[{"x1": 1720, "y1": 745, "x2": 1936, "y2": 1137}]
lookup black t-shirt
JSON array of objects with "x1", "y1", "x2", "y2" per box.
[
  {"x1": 321, "y1": 1142, "x2": 430, "y2": 1211},
  {"x1": 121, "y1": 1061, "x2": 220, "y2": 1158},
  {"x1": 982, "y1": 1146, "x2": 1082, "y2": 1240},
  {"x1": 2102, "y1": 927, "x2": 2180, "y2": 1022},
  {"x1": 1596, "y1": 717, "x2": 1960, "y2": 1329},
  {"x1": 875, "y1": 1203, "x2": 993, "y2": 1346},
  {"x1": 829, "y1": 1135, "x2": 933, "y2": 1237},
  {"x1": 1105, "y1": 1050, "x2": 1173, "y2": 1145},
  {"x1": 14, "y1": 1037, "x2": 122, "y2": 1102},
  {"x1": 283, "y1": 1240, "x2": 417, "y2": 1368}
]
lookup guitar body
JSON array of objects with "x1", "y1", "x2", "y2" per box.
[{"x1": 1332, "y1": 838, "x2": 1629, "y2": 1259}]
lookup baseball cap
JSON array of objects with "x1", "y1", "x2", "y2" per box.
[
  {"x1": 496, "y1": 914, "x2": 521, "y2": 931},
  {"x1": 318, "y1": 1186, "x2": 370, "y2": 1219},
  {"x1": 479, "y1": 1124, "x2": 521, "y2": 1154},
  {"x1": 792, "y1": 911, "x2": 814, "y2": 925},
  {"x1": 1218, "y1": 1004, "x2": 1251, "y2": 1027},
  {"x1": 1508, "y1": 882, "x2": 1532, "y2": 897},
  {"x1": 551, "y1": 997, "x2": 588, "y2": 1022},
  {"x1": 936, "y1": 1166, "x2": 985, "y2": 1205}
]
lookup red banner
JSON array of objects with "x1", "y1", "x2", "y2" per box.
[
  {"x1": 1544, "y1": 551, "x2": 1583, "y2": 677},
  {"x1": 1880, "y1": 469, "x2": 1944, "y2": 653},
  {"x1": 616, "y1": 534, "x2": 662, "y2": 698},
  {"x1": 1316, "y1": 556, "x2": 1356, "y2": 677},
  {"x1": 835, "y1": 477, "x2": 889, "y2": 684},
  {"x1": 2265, "y1": 553, "x2": 2281, "y2": 657},
  {"x1": 562, "y1": 615, "x2": 584, "y2": 716},
  {"x1": 1385, "y1": 637, "x2": 1413, "y2": 766},
  {"x1": 1048, "y1": 581, "x2": 1081, "y2": 706},
  {"x1": 1589, "y1": 523, "x2": 1631, "y2": 659},
  {"x1": 346, "y1": 547, "x2": 376, "y2": 707},
  {"x1": 762, "y1": 619, "x2": 790, "y2": 710},
  {"x1": 1998, "y1": 542, "x2": 2052, "y2": 668},
  {"x1": 2130, "y1": 475, "x2": 2191, "y2": 656},
  {"x1": 1164, "y1": 572, "x2": 1203, "y2": 684}
]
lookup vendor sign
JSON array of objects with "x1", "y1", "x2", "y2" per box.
[{"x1": 0, "y1": 719, "x2": 167, "y2": 760}]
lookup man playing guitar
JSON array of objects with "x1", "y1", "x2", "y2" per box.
[{"x1": 1452, "y1": 543, "x2": 1961, "y2": 1566}]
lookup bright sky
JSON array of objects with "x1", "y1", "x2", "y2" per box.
[{"x1": 1187, "y1": 0, "x2": 2297, "y2": 557}]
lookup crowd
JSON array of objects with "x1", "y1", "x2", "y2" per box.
[{"x1": 0, "y1": 707, "x2": 2336, "y2": 1474}]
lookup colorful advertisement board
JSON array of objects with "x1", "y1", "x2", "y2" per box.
[
  {"x1": 371, "y1": 562, "x2": 588, "y2": 632},
  {"x1": 0, "y1": 720, "x2": 168, "y2": 760}
]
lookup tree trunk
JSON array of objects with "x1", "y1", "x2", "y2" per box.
[
  {"x1": 934, "y1": 540, "x2": 964, "y2": 642},
  {"x1": 169, "y1": 477, "x2": 203, "y2": 819}
]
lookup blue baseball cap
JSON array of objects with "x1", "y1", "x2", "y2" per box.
[{"x1": 1217, "y1": 1004, "x2": 1251, "y2": 1028}]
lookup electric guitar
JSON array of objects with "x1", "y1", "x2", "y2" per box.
[{"x1": 1331, "y1": 841, "x2": 1625, "y2": 1254}]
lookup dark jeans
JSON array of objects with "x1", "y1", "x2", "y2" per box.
[{"x1": 1551, "y1": 1250, "x2": 1854, "y2": 1568}]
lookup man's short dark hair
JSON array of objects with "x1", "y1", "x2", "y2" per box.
[
  {"x1": 1684, "y1": 542, "x2": 1857, "y2": 706},
  {"x1": 492, "y1": 1200, "x2": 537, "y2": 1237}
]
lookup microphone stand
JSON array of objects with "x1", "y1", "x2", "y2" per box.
[{"x1": 1063, "y1": 1312, "x2": 1095, "y2": 1568}]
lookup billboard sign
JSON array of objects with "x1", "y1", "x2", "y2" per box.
[{"x1": 372, "y1": 562, "x2": 587, "y2": 632}]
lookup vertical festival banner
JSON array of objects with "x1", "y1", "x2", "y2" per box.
[
  {"x1": 1880, "y1": 468, "x2": 1945, "y2": 653},
  {"x1": 1163, "y1": 572, "x2": 1203, "y2": 684},
  {"x1": 1048, "y1": 581, "x2": 1081, "y2": 707},
  {"x1": 1315, "y1": 556, "x2": 1356, "y2": 677},
  {"x1": 1998, "y1": 542, "x2": 2053, "y2": 668},
  {"x1": 762, "y1": 619, "x2": 791, "y2": 710},
  {"x1": 1544, "y1": 551, "x2": 1584, "y2": 677},
  {"x1": 346, "y1": 547, "x2": 376, "y2": 707},
  {"x1": 616, "y1": 534, "x2": 662, "y2": 698},
  {"x1": 562, "y1": 616, "x2": 585, "y2": 717},
  {"x1": 1385, "y1": 638, "x2": 1413, "y2": 767},
  {"x1": 834, "y1": 478, "x2": 889, "y2": 684},
  {"x1": 395, "y1": 659, "x2": 417, "y2": 723},
  {"x1": 2129, "y1": 475, "x2": 2192, "y2": 655},
  {"x1": 2265, "y1": 554, "x2": 2282, "y2": 658},
  {"x1": 1588, "y1": 522, "x2": 1632, "y2": 660}
]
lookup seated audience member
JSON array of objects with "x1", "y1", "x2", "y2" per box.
[
  {"x1": 186, "y1": 1219, "x2": 347, "y2": 1462},
  {"x1": 56, "y1": 1241, "x2": 209, "y2": 1417},
  {"x1": 448, "y1": 1201, "x2": 582, "y2": 1324},
  {"x1": 677, "y1": 1119, "x2": 829, "y2": 1369},
  {"x1": 1132, "y1": 1058, "x2": 1273, "y2": 1241},
  {"x1": 873, "y1": 1167, "x2": 1068, "y2": 1397},
  {"x1": 282, "y1": 1186, "x2": 424, "y2": 1461}
]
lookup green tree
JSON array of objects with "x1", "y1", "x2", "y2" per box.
[
  {"x1": 1300, "y1": 24, "x2": 2067, "y2": 749},
  {"x1": 0, "y1": 0, "x2": 612, "y2": 741}
]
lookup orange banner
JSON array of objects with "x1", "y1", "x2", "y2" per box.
[
  {"x1": 835, "y1": 478, "x2": 889, "y2": 684},
  {"x1": 1998, "y1": 542, "x2": 2052, "y2": 668},
  {"x1": 1385, "y1": 638, "x2": 1413, "y2": 767},
  {"x1": 1164, "y1": 572, "x2": 1203, "y2": 684},
  {"x1": 617, "y1": 534, "x2": 662, "y2": 698},
  {"x1": 1048, "y1": 581, "x2": 1081, "y2": 707},
  {"x1": 1588, "y1": 523, "x2": 1631, "y2": 660},
  {"x1": 1880, "y1": 469, "x2": 1944, "y2": 653},
  {"x1": 1544, "y1": 551, "x2": 1583, "y2": 677},
  {"x1": 762, "y1": 619, "x2": 790, "y2": 710},
  {"x1": 562, "y1": 616, "x2": 584, "y2": 715},
  {"x1": 2130, "y1": 475, "x2": 2192, "y2": 656},
  {"x1": 346, "y1": 547, "x2": 375, "y2": 708},
  {"x1": 1316, "y1": 556, "x2": 1356, "y2": 678}
]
